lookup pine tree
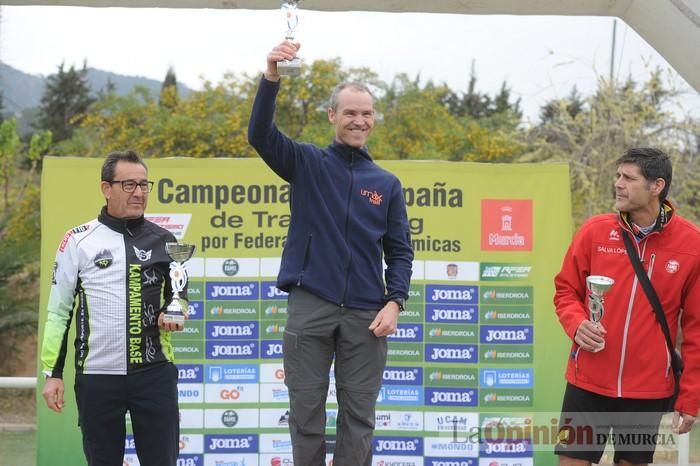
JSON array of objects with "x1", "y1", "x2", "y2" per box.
[
  {"x1": 37, "y1": 62, "x2": 95, "y2": 142},
  {"x1": 160, "y1": 66, "x2": 179, "y2": 109}
]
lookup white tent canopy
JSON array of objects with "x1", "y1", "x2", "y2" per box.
[{"x1": 4, "y1": 0, "x2": 700, "y2": 91}]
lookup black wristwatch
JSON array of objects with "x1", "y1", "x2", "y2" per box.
[{"x1": 390, "y1": 298, "x2": 406, "y2": 312}]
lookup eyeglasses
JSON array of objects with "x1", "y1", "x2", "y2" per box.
[{"x1": 109, "y1": 179, "x2": 155, "y2": 193}]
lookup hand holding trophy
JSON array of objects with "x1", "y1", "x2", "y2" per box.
[
  {"x1": 277, "y1": 0, "x2": 302, "y2": 77},
  {"x1": 164, "y1": 242, "x2": 196, "y2": 325},
  {"x1": 586, "y1": 275, "x2": 614, "y2": 351}
]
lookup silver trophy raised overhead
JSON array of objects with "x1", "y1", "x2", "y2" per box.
[
  {"x1": 277, "y1": 0, "x2": 302, "y2": 77},
  {"x1": 586, "y1": 275, "x2": 614, "y2": 351},
  {"x1": 164, "y1": 242, "x2": 196, "y2": 324}
]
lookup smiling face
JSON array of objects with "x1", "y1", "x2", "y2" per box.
[
  {"x1": 101, "y1": 161, "x2": 149, "y2": 219},
  {"x1": 614, "y1": 162, "x2": 664, "y2": 224},
  {"x1": 328, "y1": 87, "x2": 375, "y2": 149}
]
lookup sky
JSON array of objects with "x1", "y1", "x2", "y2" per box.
[{"x1": 1, "y1": 5, "x2": 698, "y2": 122}]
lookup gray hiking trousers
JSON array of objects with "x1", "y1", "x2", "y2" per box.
[{"x1": 283, "y1": 287, "x2": 388, "y2": 466}]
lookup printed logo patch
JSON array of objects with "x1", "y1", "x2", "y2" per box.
[
  {"x1": 133, "y1": 246, "x2": 152, "y2": 262},
  {"x1": 666, "y1": 260, "x2": 680, "y2": 274},
  {"x1": 94, "y1": 249, "x2": 113, "y2": 269},
  {"x1": 360, "y1": 189, "x2": 383, "y2": 206}
]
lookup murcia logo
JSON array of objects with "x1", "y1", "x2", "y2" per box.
[
  {"x1": 360, "y1": 189, "x2": 383, "y2": 206},
  {"x1": 94, "y1": 249, "x2": 113, "y2": 269},
  {"x1": 609, "y1": 229, "x2": 620, "y2": 241},
  {"x1": 666, "y1": 260, "x2": 680, "y2": 274},
  {"x1": 133, "y1": 246, "x2": 152, "y2": 261}
]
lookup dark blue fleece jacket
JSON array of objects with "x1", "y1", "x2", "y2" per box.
[{"x1": 248, "y1": 78, "x2": 414, "y2": 310}]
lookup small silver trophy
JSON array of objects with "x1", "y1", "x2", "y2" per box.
[
  {"x1": 586, "y1": 275, "x2": 614, "y2": 351},
  {"x1": 164, "y1": 242, "x2": 196, "y2": 324},
  {"x1": 277, "y1": 0, "x2": 302, "y2": 77}
]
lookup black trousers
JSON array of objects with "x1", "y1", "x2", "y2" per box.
[{"x1": 75, "y1": 363, "x2": 180, "y2": 466}]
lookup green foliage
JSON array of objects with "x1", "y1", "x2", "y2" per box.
[
  {"x1": 524, "y1": 69, "x2": 700, "y2": 227},
  {"x1": 37, "y1": 62, "x2": 95, "y2": 143}
]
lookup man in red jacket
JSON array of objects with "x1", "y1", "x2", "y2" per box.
[{"x1": 554, "y1": 148, "x2": 699, "y2": 466}]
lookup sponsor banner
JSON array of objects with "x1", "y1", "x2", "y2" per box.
[
  {"x1": 180, "y1": 409, "x2": 204, "y2": 429},
  {"x1": 373, "y1": 436, "x2": 423, "y2": 456},
  {"x1": 478, "y1": 459, "x2": 533, "y2": 466},
  {"x1": 204, "y1": 408, "x2": 259, "y2": 429},
  {"x1": 204, "y1": 434, "x2": 258, "y2": 454},
  {"x1": 261, "y1": 322, "x2": 286, "y2": 338},
  {"x1": 260, "y1": 454, "x2": 293, "y2": 466},
  {"x1": 481, "y1": 389, "x2": 534, "y2": 407},
  {"x1": 377, "y1": 386, "x2": 424, "y2": 406},
  {"x1": 186, "y1": 301, "x2": 205, "y2": 320},
  {"x1": 480, "y1": 438, "x2": 533, "y2": 458},
  {"x1": 204, "y1": 384, "x2": 259, "y2": 403},
  {"x1": 259, "y1": 383, "x2": 290, "y2": 403},
  {"x1": 206, "y1": 321, "x2": 259, "y2": 340},
  {"x1": 260, "y1": 258, "x2": 282, "y2": 277},
  {"x1": 386, "y1": 342, "x2": 423, "y2": 362},
  {"x1": 261, "y1": 302, "x2": 288, "y2": 318},
  {"x1": 480, "y1": 369, "x2": 534, "y2": 388},
  {"x1": 175, "y1": 454, "x2": 203, "y2": 466},
  {"x1": 423, "y1": 412, "x2": 479, "y2": 434},
  {"x1": 424, "y1": 260, "x2": 479, "y2": 281},
  {"x1": 203, "y1": 454, "x2": 256, "y2": 466},
  {"x1": 178, "y1": 364, "x2": 204, "y2": 383},
  {"x1": 179, "y1": 434, "x2": 205, "y2": 454},
  {"x1": 480, "y1": 306, "x2": 533, "y2": 324},
  {"x1": 425, "y1": 324, "x2": 478, "y2": 343},
  {"x1": 480, "y1": 326, "x2": 533, "y2": 345},
  {"x1": 186, "y1": 281, "x2": 204, "y2": 301},
  {"x1": 261, "y1": 340, "x2": 284, "y2": 359},
  {"x1": 425, "y1": 344, "x2": 478, "y2": 363},
  {"x1": 408, "y1": 284, "x2": 425, "y2": 301},
  {"x1": 411, "y1": 260, "x2": 425, "y2": 280},
  {"x1": 425, "y1": 304, "x2": 478, "y2": 324},
  {"x1": 259, "y1": 363, "x2": 286, "y2": 383},
  {"x1": 424, "y1": 458, "x2": 478, "y2": 466},
  {"x1": 398, "y1": 306, "x2": 424, "y2": 323},
  {"x1": 260, "y1": 281, "x2": 289, "y2": 300},
  {"x1": 175, "y1": 320, "x2": 205, "y2": 339},
  {"x1": 388, "y1": 323, "x2": 424, "y2": 342},
  {"x1": 480, "y1": 263, "x2": 532, "y2": 281},
  {"x1": 479, "y1": 287, "x2": 533, "y2": 305},
  {"x1": 145, "y1": 213, "x2": 192, "y2": 240},
  {"x1": 426, "y1": 285, "x2": 479, "y2": 304},
  {"x1": 480, "y1": 199, "x2": 533, "y2": 252},
  {"x1": 207, "y1": 300, "x2": 260, "y2": 320},
  {"x1": 206, "y1": 281, "x2": 259, "y2": 300},
  {"x1": 205, "y1": 257, "x2": 259, "y2": 278},
  {"x1": 423, "y1": 436, "x2": 479, "y2": 458},
  {"x1": 259, "y1": 433, "x2": 294, "y2": 453},
  {"x1": 373, "y1": 456, "x2": 422, "y2": 466},
  {"x1": 206, "y1": 364, "x2": 259, "y2": 383},
  {"x1": 259, "y1": 408, "x2": 291, "y2": 429},
  {"x1": 375, "y1": 410, "x2": 424, "y2": 431},
  {"x1": 425, "y1": 388, "x2": 478, "y2": 407},
  {"x1": 382, "y1": 366, "x2": 423, "y2": 385},
  {"x1": 173, "y1": 341, "x2": 205, "y2": 360},
  {"x1": 424, "y1": 367, "x2": 478, "y2": 387},
  {"x1": 178, "y1": 383, "x2": 204, "y2": 403},
  {"x1": 481, "y1": 345, "x2": 533, "y2": 364},
  {"x1": 206, "y1": 340, "x2": 258, "y2": 359}
]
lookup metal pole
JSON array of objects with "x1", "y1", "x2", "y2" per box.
[
  {"x1": 0, "y1": 377, "x2": 37, "y2": 389},
  {"x1": 678, "y1": 432, "x2": 689, "y2": 466},
  {"x1": 610, "y1": 18, "x2": 617, "y2": 82}
]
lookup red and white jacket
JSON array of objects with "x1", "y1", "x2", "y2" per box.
[{"x1": 554, "y1": 203, "x2": 700, "y2": 416}]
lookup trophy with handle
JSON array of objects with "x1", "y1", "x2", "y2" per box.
[
  {"x1": 277, "y1": 0, "x2": 302, "y2": 77},
  {"x1": 586, "y1": 275, "x2": 614, "y2": 351},
  {"x1": 164, "y1": 242, "x2": 196, "y2": 324}
]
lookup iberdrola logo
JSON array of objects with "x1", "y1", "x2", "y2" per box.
[
  {"x1": 483, "y1": 350, "x2": 498, "y2": 359},
  {"x1": 266, "y1": 324, "x2": 284, "y2": 335},
  {"x1": 483, "y1": 393, "x2": 498, "y2": 402},
  {"x1": 210, "y1": 306, "x2": 224, "y2": 316},
  {"x1": 428, "y1": 328, "x2": 443, "y2": 337},
  {"x1": 484, "y1": 311, "x2": 498, "y2": 320},
  {"x1": 429, "y1": 371, "x2": 443, "y2": 381}
]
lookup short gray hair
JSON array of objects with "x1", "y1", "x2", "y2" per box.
[{"x1": 329, "y1": 81, "x2": 375, "y2": 111}]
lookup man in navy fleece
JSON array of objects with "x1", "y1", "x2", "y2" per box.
[{"x1": 248, "y1": 40, "x2": 414, "y2": 466}]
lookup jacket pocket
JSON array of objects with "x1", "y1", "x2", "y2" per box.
[{"x1": 297, "y1": 234, "x2": 313, "y2": 286}]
